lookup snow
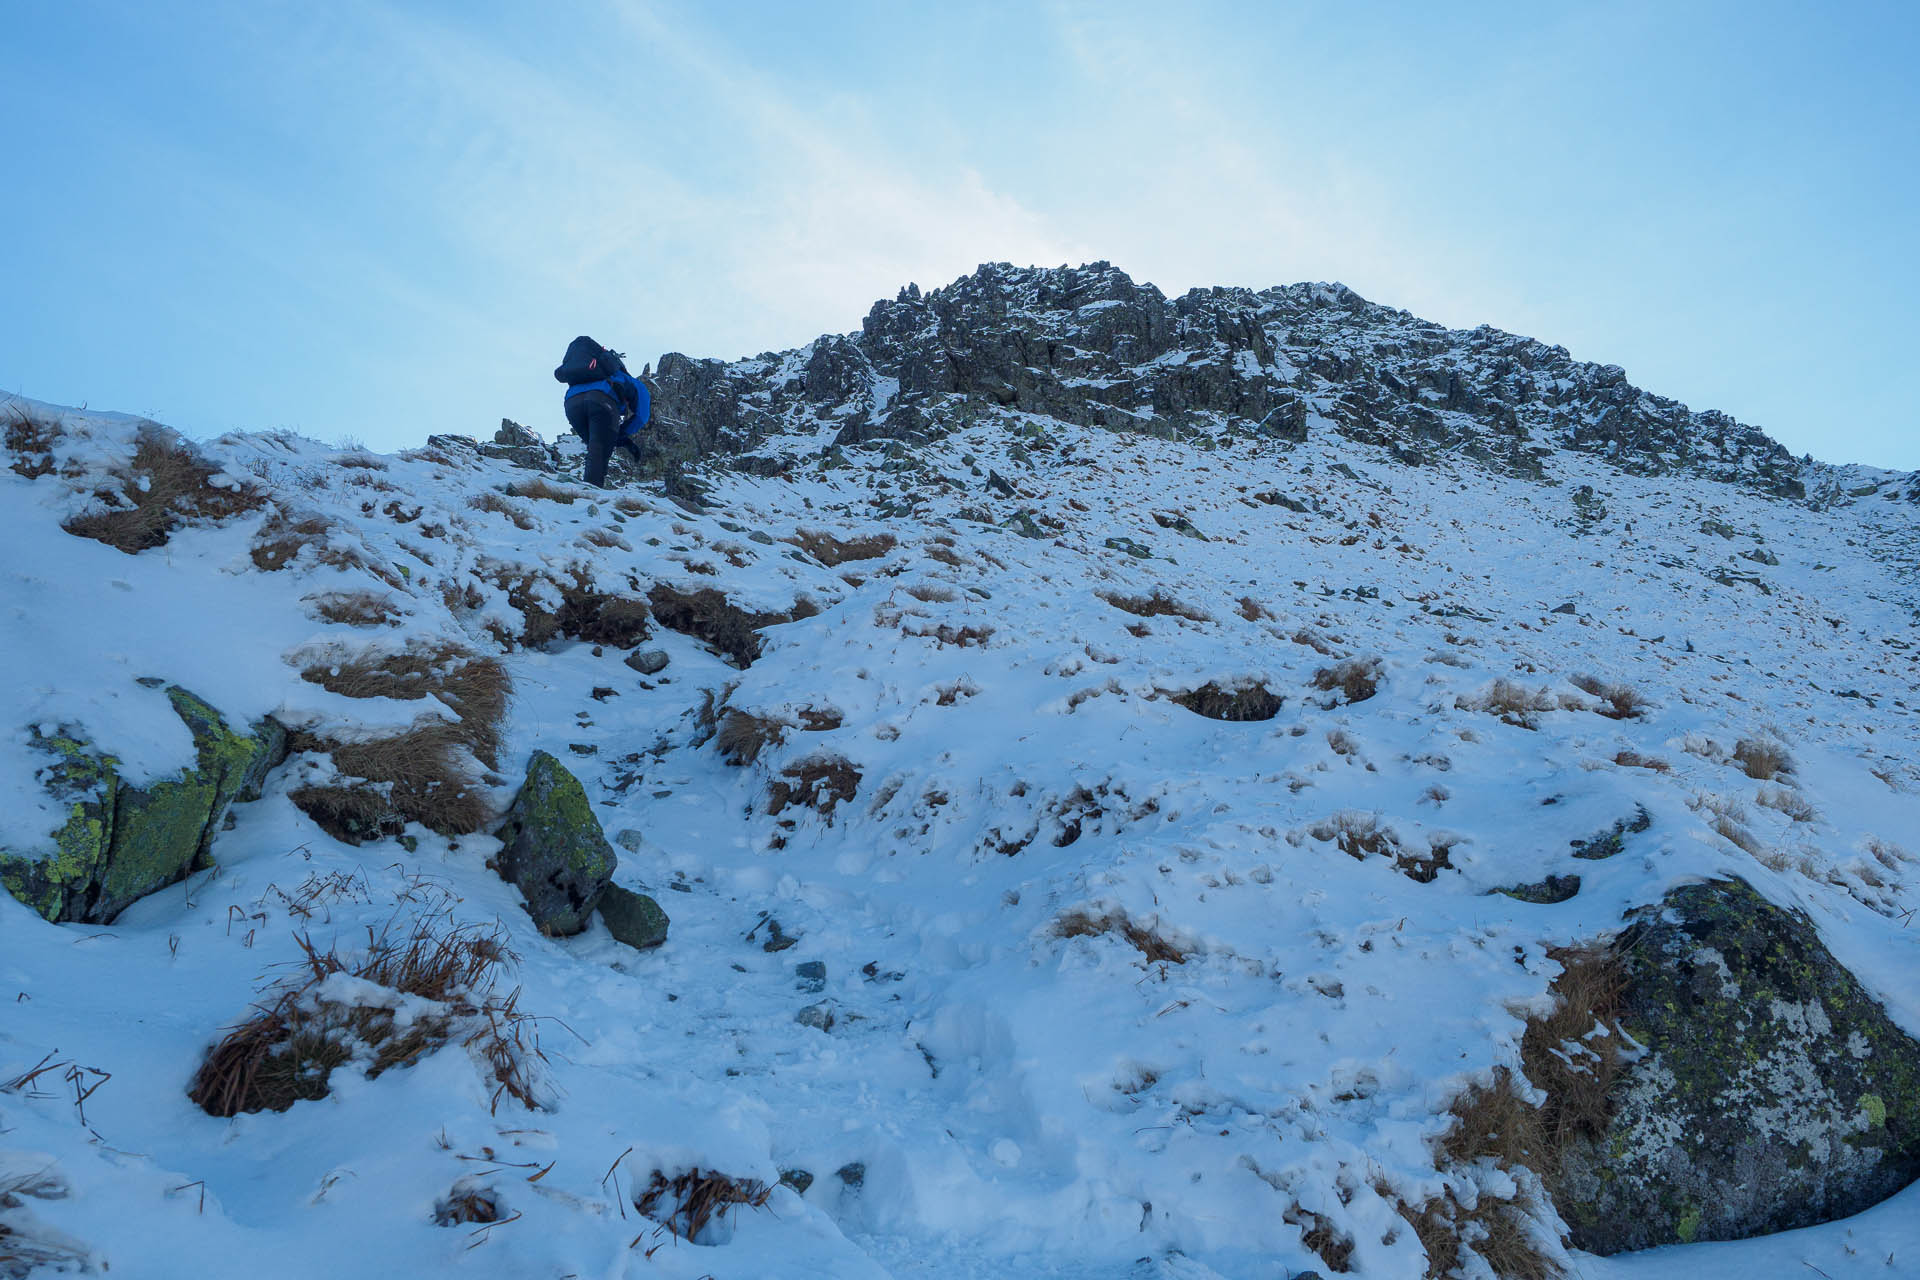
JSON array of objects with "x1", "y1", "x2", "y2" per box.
[{"x1": 1, "y1": 391, "x2": 1917, "y2": 1278}]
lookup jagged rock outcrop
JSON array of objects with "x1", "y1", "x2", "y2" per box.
[
  {"x1": 1554, "y1": 878, "x2": 1920, "y2": 1253},
  {"x1": 0, "y1": 685, "x2": 286, "y2": 924},
  {"x1": 647, "y1": 260, "x2": 1810, "y2": 496},
  {"x1": 494, "y1": 750, "x2": 617, "y2": 936}
]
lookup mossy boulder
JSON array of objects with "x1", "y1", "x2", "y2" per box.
[
  {"x1": 0, "y1": 686, "x2": 286, "y2": 924},
  {"x1": 495, "y1": 750, "x2": 616, "y2": 935},
  {"x1": 1554, "y1": 878, "x2": 1920, "y2": 1254},
  {"x1": 598, "y1": 884, "x2": 669, "y2": 950}
]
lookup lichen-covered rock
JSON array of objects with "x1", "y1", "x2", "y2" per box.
[
  {"x1": 495, "y1": 750, "x2": 616, "y2": 936},
  {"x1": 1555, "y1": 877, "x2": 1920, "y2": 1254},
  {"x1": 598, "y1": 884, "x2": 668, "y2": 950},
  {"x1": 0, "y1": 686, "x2": 286, "y2": 924}
]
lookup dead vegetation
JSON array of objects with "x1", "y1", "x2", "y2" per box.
[
  {"x1": 1569, "y1": 674, "x2": 1651, "y2": 720},
  {"x1": 62, "y1": 427, "x2": 265, "y2": 552},
  {"x1": 901, "y1": 620, "x2": 994, "y2": 647},
  {"x1": 1167, "y1": 681, "x2": 1282, "y2": 722},
  {"x1": 1756, "y1": 786, "x2": 1817, "y2": 823},
  {"x1": 715, "y1": 710, "x2": 787, "y2": 766},
  {"x1": 1051, "y1": 908, "x2": 1188, "y2": 965},
  {"x1": 1732, "y1": 736, "x2": 1793, "y2": 780},
  {"x1": 649, "y1": 584, "x2": 798, "y2": 667},
  {"x1": 1456, "y1": 678, "x2": 1558, "y2": 729},
  {"x1": 1307, "y1": 813, "x2": 1456, "y2": 883},
  {"x1": 4, "y1": 404, "x2": 60, "y2": 478},
  {"x1": 468, "y1": 492, "x2": 537, "y2": 530},
  {"x1": 1691, "y1": 793, "x2": 1766, "y2": 858},
  {"x1": 1284, "y1": 1204, "x2": 1354, "y2": 1274},
  {"x1": 291, "y1": 643, "x2": 509, "y2": 839},
  {"x1": 634, "y1": 1169, "x2": 773, "y2": 1243},
  {"x1": 1611, "y1": 750, "x2": 1670, "y2": 773},
  {"x1": 306, "y1": 590, "x2": 405, "y2": 628},
  {"x1": 905, "y1": 582, "x2": 957, "y2": 603},
  {"x1": 187, "y1": 915, "x2": 541, "y2": 1117},
  {"x1": 1312, "y1": 657, "x2": 1382, "y2": 705},
  {"x1": 502, "y1": 477, "x2": 584, "y2": 503},
  {"x1": 767, "y1": 755, "x2": 862, "y2": 820},
  {"x1": 787, "y1": 528, "x2": 896, "y2": 566},
  {"x1": 1099, "y1": 590, "x2": 1210, "y2": 623}
]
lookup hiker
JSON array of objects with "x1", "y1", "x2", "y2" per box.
[{"x1": 554, "y1": 336, "x2": 651, "y2": 488}]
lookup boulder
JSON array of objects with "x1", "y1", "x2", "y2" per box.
[
  {"x1": 0, "y1": 686, "x2": 285, "y2": 924},
  {"x1": 1554, "y1": 878, "x2": 1920, "y2": 1253},
  {"x1": 598, "y1": 884, "x2": 669, "y2": 950},
  {"x1": 495, "y1": 751, "x2": 617, "y2": 935}
]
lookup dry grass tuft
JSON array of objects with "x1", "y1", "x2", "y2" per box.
[
  {"x1": 1168, "y1": 681, "x2": 1282, "y2": 722},
  {"x1": 715, "y1": 711, "x2": 787, "y2": 767},
  {"x1": 1290, "y1": 627, "x2": 1341, "y2": 656},
  {"x1": 4, "y1": 404, "x2": 61, "y2": 478},
  {"x1": 187, "y1": 915, "x2": 540, "y2": 1117},
  {"x1": 1312, "y1": 657, "x2": 1383, "y2": 704},
  {"x1": 1052, "y1": 908, "x2": 1188, "y2": 965},
  {"x1": 902, "y1": 620, "x2": 994, "y2": 647},
  {"x1": 634, "y1": 1169, "x2": 773, "y2": 1243},
  {"x1": 767, "y1": 755, "x2": 862, "y2": 820},
  {"x1": 924, "y1": 542, "x2": 970, "y2": 569},
  {"x1": 905, "y1": 582, "x2": 957, "y2": 603},
  {"x1": 1611, "y1": 750, "x2": 1670, "y2": 773},
  {"x1": 1457, "y1": 678, "x2": 1557, "y2": 729},
  {"x1": 307, "y1": 591, "x2": 405, "y2": 628},
  {"x1": 1311, "y1": 811, "x2": 1397, "y2": 861},
  {"x1": 787, "y1": 528, "x2": 897, "y2": 566},
  {"x1": 1518, "y1": 945, "x2": 1626, "y2": 1153},
  {"x1": 434, "y1": 1184, "x2": 502, "y2": 1226},
  {"x1": 1283, "y1": 1204, "x2": 1354, "y2": 1273},
  {"x1": 502, "y1": 477, "x2": 585, "y2": 503},
  {"x1": 649, "y1": 584, "x2": 796, "y2": 667},
  {"x1": 1732, "y1": 737, "x2": 1793, "y2": 780},
  {"x1": 63, "y1": 428, "x2": 265, "y2": 552},
  {"x1": 1099, "y1": 590, "x2": 1210, "y2": 622},
  {"x1": 1236, "y1": 596, "x2": 1272, "y2": 621},
  {"x1": 468, "y1": 492, "x2": 537, "y2": 530},
  {"x1": 1756, "y1": 786, "x2": 1818, "y2": 823},
  {"x1": 1569, "y1": 674, "x2": 1651, "y2": 720},
  {"x1": 293, "y1": 643, "x2": 509, "y2": 838}
]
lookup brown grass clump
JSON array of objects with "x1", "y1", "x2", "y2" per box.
[
  {"x1": 1052, "y1": 908, "x2": 1188, "y2": 965},
  {"x1": 787, "y1": 528, "x2": 896, "y2": 566},
  {"x1": 1611, "y1": 750, "x2": 1670, "y2": 773},
  {"x1": 63, "y1": 428, "x2": 265, "y2": 552},
  {"x1": 4, "y1": 404, "x2": 60, "y2": 478},
  {"x1": 1312, "y1": 657, "x2": 1382, "y2": 704},
  {"x1": 1168, "y1": 681, "x2": 1282, "y2": 722},
  {"x1": 1283, "y1": 1205, "x2": 1354, "y2": 1273},
  {"x1": 468, "y1": 492, "x2": 537, "y2": 530},
  {"x1": 1457, "y1": 679, "x2": 1556, "y2": 729},
  {"x1": 1312, "y1": 811, "x2": 1397, "y2": 861},
  {"x1": 767, "y1": 755, "x2": 862, "y2": 820},
  {"x1": 715, "y1": 711, "x2": 787, "y2": 767},
  {"x1": 251, "y1": 509, "x2": 337, "y2": 571},
  {"x1": 556, "y1": 593, "x2": 651, "y2": 648},
  {"x1": 1732, "y1": 737, "x2": 1793, "y2": 780},
  {"x1": 434, "y1": 1184, "x2": 503, "y2": 1227},
  {"x1": 1237, "y1": 596, "x2": 1272, "y2": 621},
  {"x1": 1569, "y1": 674, "x2": 1651, "y2": 720},
  {"x1": 1099, "y1": 590, "x2": 1210, "y2": 622},
  {"x1": 502, "y1": 477, "x2": 584, "y2": 503},
  {"x1": 307, "y1": 591, "x2": 404, "y2": 628},
  {"x1": 924, "y1": 542, "x2": 970, "y2": 569},
  {"x1": 1756, "y1": 786, "x2": 1817, "y2": 823},
  {"x1": 905, "y1": 582, "x2": 957, "y2": 603},
  {"x1": 293, "y1": 643, "x2": 509, "y2": 838},
  {"x1": 634, "y1": 1169, "x2": 773, "y2": 1243},
  {"x1": 1519, "y1": 945, "x2": 1626, "y2": 1153},
  {"x1": 902, "y1": 620, "x2": 995, "y2": 647},
  {"x1": 1290, "y1": 627, "x2": 1341, "y2": 656},
  {"x1": 649, "y1": 584, "x2": 795, "y2": 667},
  {"x1": 187, "y1": 916, "x2": 540, "y2": 1117}
]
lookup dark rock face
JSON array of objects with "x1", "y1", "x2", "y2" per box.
[
  {"x1": 495, "y1": 751, "x2": 617, "y2": 936},
  {"x1": 0, "y1": 686, "x2": 285, "y2": 924},
  {"x1": 646, "y1": 260, "x2": 1811, "y2": 497},
  {"x1": 1555, "y1": 878, "x2": 1920, "y2": 1254}
]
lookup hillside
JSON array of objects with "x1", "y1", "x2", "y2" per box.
[{"x1": 3, "y1": 263, "x2": 1919, "y2": 1280}]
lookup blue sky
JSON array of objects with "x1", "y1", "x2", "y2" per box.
[{"x1": 4, "y1": 1, "x2": 1916, "y2": 467}]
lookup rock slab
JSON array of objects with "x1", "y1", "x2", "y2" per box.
[
  {"x1": 495, "y1": 750, "x2": 617, "y2": 936},
  {"x1": 1555, "y1": 877, "x2": 1920, "y2": 1253},
  {"x1": 598, "y1": 884, "x2": 669, "y2": 949}
]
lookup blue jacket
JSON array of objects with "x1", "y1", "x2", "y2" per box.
[{"x1": 565, "y1": 371, "x2": 651, "y2": 436}]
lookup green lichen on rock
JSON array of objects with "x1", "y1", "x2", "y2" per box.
[
  {"x1": 598, "y1": 884, "x2": 669, "y2": 950},
  {"x1": 0, "y1": 685, "x2": 286, "y2": 924},
  {"x1": 495, "y1": 750, "x2": 617, "y2": 936},
  {"x1": 1552, "y1": 877, "x2": 1920, "y2": 1255}
]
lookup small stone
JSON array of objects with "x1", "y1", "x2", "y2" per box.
[
  {"x1": 795, "y1": 1002, "x2": 835, "y2": 1032},
  {"x1": 625, "y1": 649, "x2": 670, "y2": 676},
  {"x1": 795, "y1": 960, "x2": 826, "y2": 992},
  {"x1": 598, "y1": 884, "x2": 669, "y2": 950},
  {"x1": 778, "y1": 1168, "x2": 813, "y2": 1195},
  {"x1": 1552, "y1": 602, "x2": 1577, "y2": 615},
  {"x1": 835, "y1": 1162, "x2": 864, "y2": 1188},
  {"x1": 614, "y1": 829, "x2": 645, "y2": 853}
]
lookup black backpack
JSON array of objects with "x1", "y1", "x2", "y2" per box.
[{"x1": 554, "y1": 336, "x2": 627, "y2": 385}]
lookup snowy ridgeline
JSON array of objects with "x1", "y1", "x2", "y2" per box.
[{"x1": 1, "y1": 386, "x2": 1919, "y2": 1280}]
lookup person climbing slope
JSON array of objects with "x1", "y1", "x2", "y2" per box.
[{"x1": 554, "y1": 336, "x2": 651, "y2": 488}]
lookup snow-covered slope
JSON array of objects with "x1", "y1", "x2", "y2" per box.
[{"x1": 3, "y1": 262, "x2": 1918, "y2": 1280}]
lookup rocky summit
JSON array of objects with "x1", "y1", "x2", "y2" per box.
[{"x1": 1, "y1": 262, "x2": 1917, "y2": 1280}]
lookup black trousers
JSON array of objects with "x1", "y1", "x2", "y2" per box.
[{"x1": 564, "y1": 392, "x2": 642, "y2": 488}]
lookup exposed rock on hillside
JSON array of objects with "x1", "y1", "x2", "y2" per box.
[
  {"x1": 494, "y1": 750, "x2": 617, "y2": 935},
  {"x1": 0, "y1": 685, "x2": 284, "y2": 924},
  {"x1": 1554, "y1": 878, "x2": 1920, "y2": 1253}
]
